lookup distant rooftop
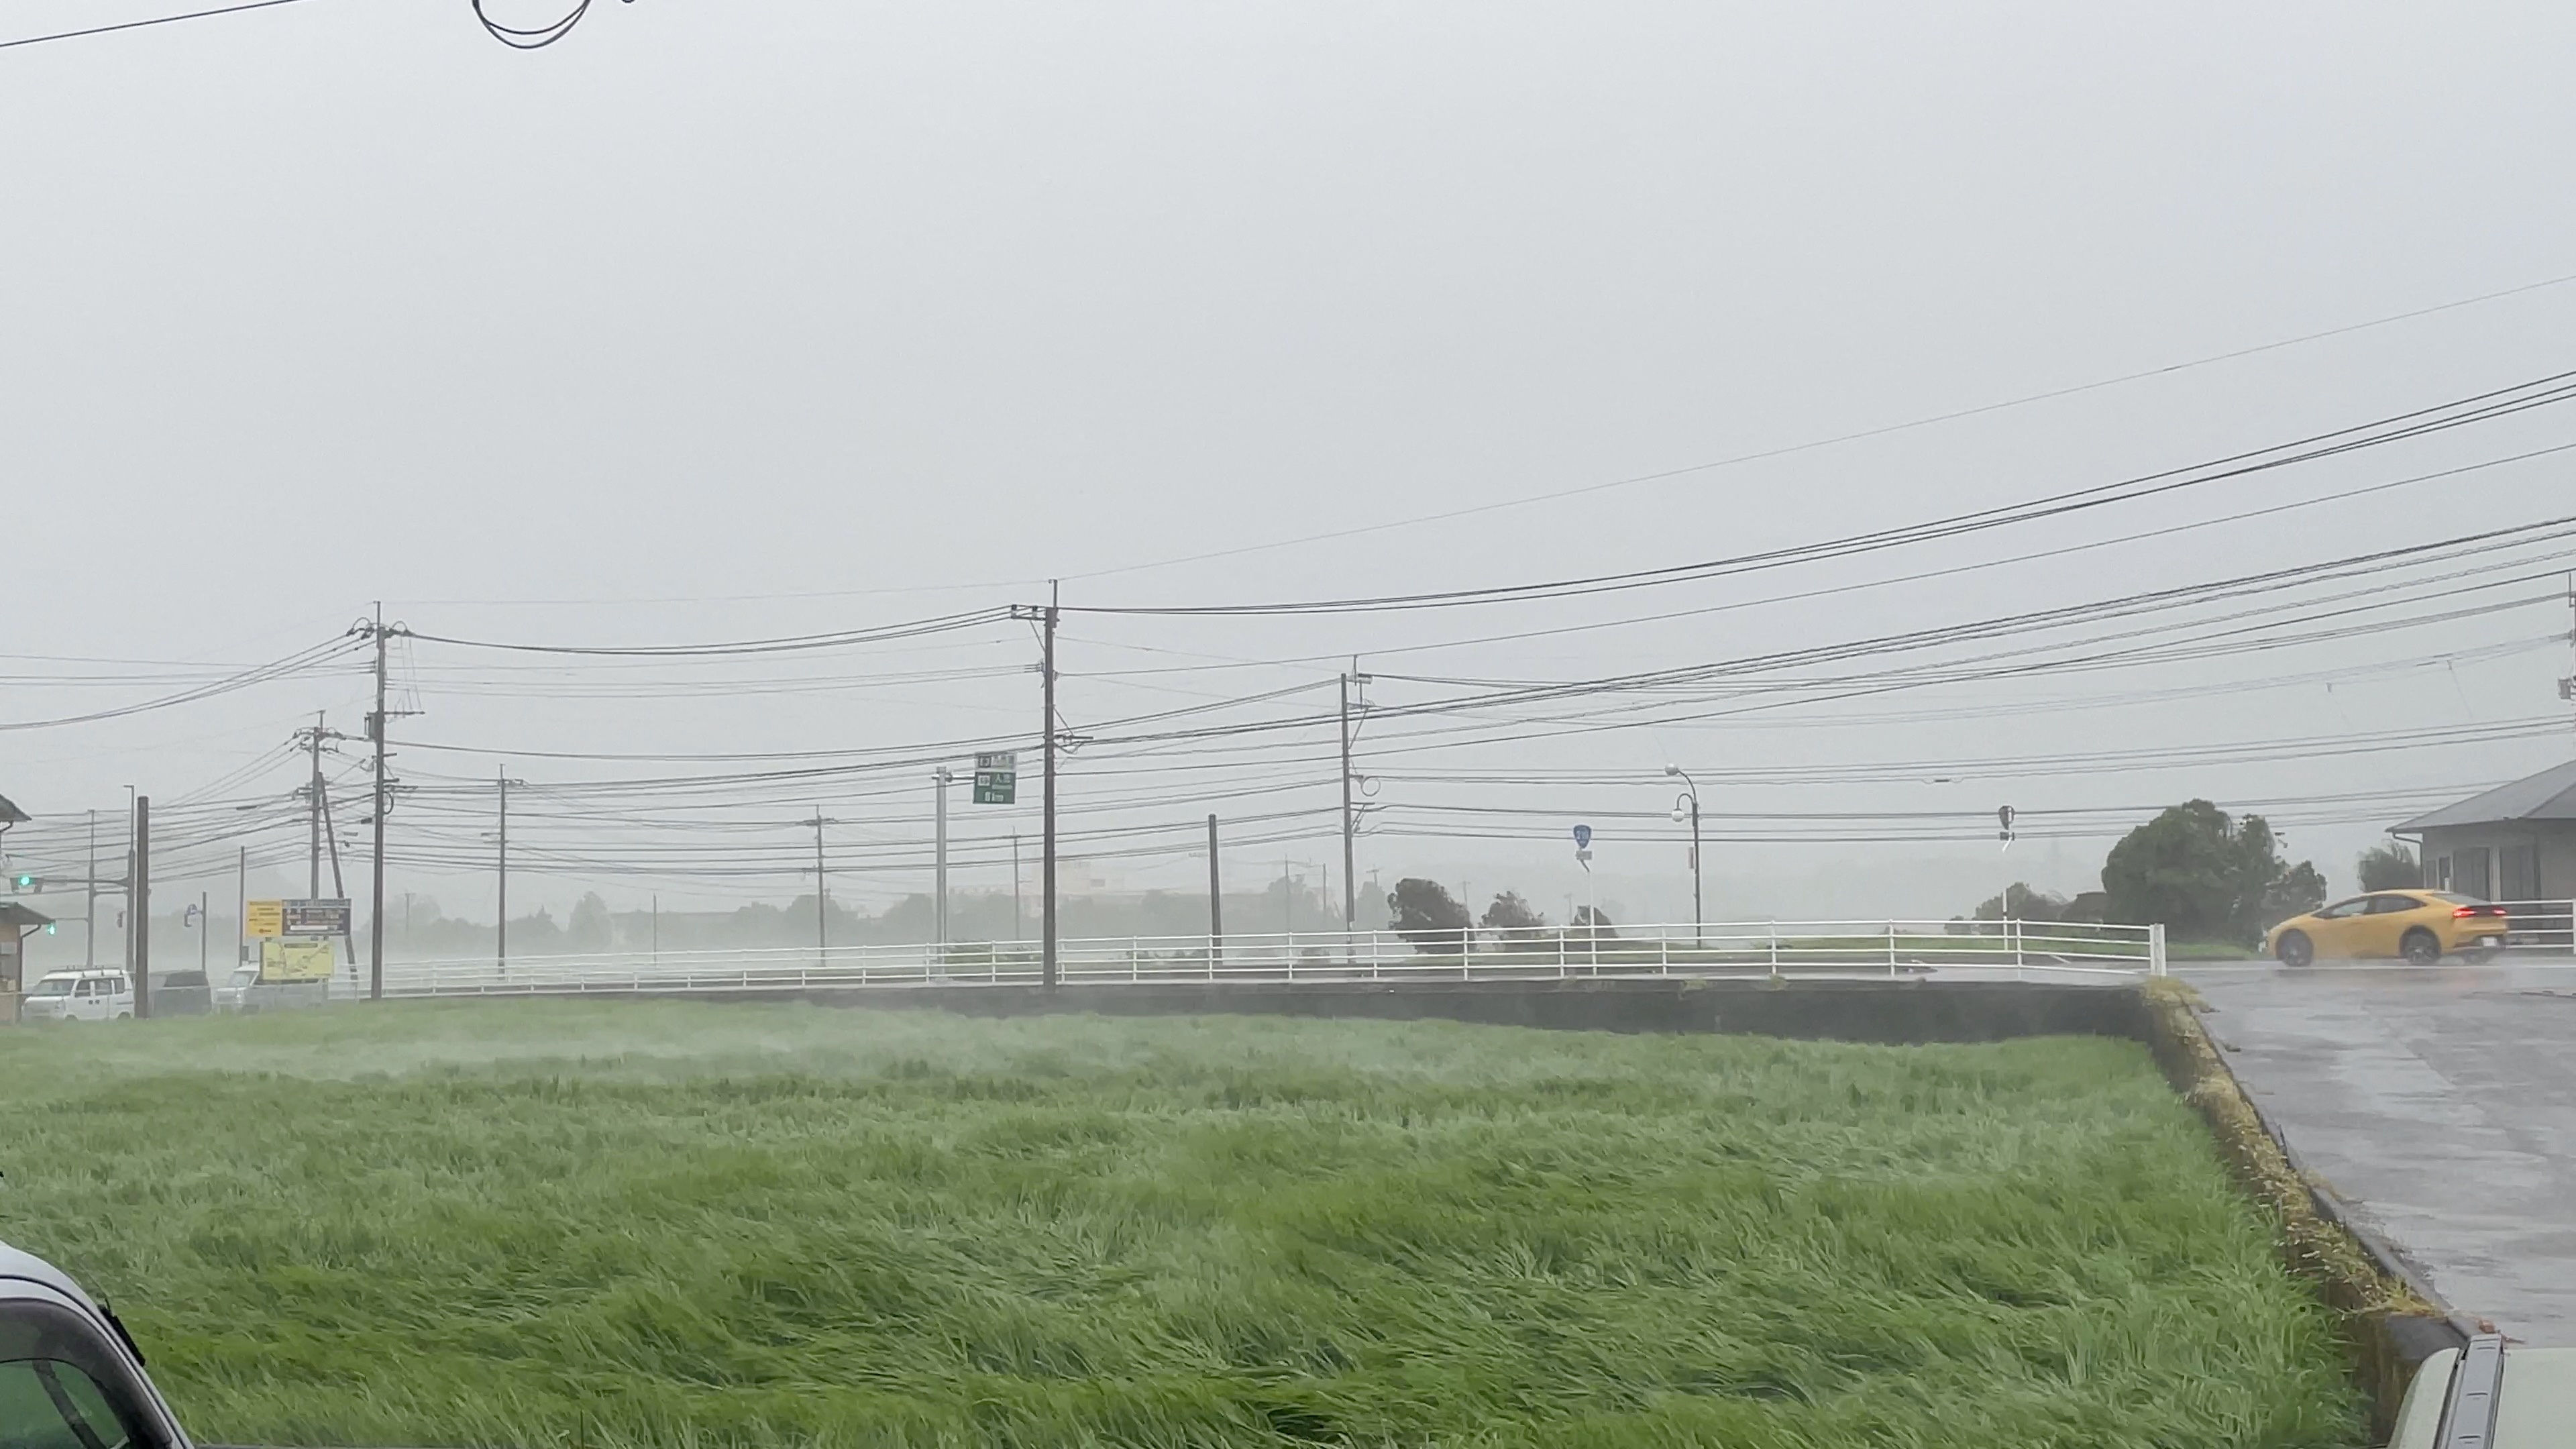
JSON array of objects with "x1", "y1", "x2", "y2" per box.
[
  {"x1": 2396, "y1": 759, "x2": 2576, "y2": 832},
  {"x1": 0, "y1": 794, "x2": 26, "y2": 826}
]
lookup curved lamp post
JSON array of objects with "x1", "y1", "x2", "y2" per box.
[{"x1": 1665, "y1": 764, "x2": 1702, "y2": 946}]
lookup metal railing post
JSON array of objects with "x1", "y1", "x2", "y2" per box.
[
  {"x1": 1887, "y1": 920, "x2": 1898, "y2": 978},
  {"x1": 2149, "y1": 922, "x2": 2167, "y2": 977}
]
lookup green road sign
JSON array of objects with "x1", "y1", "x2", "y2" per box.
[{"x1": 973, "y1": 750, "x2": 1017, "y2": 804}]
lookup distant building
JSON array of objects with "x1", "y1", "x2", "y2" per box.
[
  {"x1": 2394, "y1": 761, "x2": 2576, "y2": 902},
  {"x1": 2, "y1": 901, "x2": 53, "y2": 1014}
]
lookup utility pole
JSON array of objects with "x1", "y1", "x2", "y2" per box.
[
  {"x1": 83, "y1": 810, "x2": 96, "y2": 969},
  {"x1": 197, "y1": 890, "x2": 209, "y2": 978},
  {"x1": 121, "y1": 786, "x2": 133, "y2": 981},
  {"x1": 496, "y1": 771, "x2": 511, "y2": 977},
  {"x1": 321, "y1": 777, "x2": 355, "y2": 979},
  {"x1": 1011, "y1": 834, "x2": 1022, "y2": 943},
  {"x1": 1339, "y1": 661, "x2": 1368, "y2": 943},
  {"x1": 932, "y1": 766, "x2": 952, "y2": 948},
  {"x1": 1206, "y1": 814, "x2": 1222, "y2": 965},
  {"x1": 2560, "y1": 574, "x2": 2575, "y2": 735},
  {"x1": 808, "y1": 814, "x2": 829, "y2": 969},
  {"x1": 131, "y1": 796, "x2": 150, "y2": 1020},
  {"x1": 304, "y1": 712, "x2": 325, "y2": 897},
  {"x1": 367, "y1": 606, "x2": 390, "y2": 1002},
  {"x1": 235, "y1": 846, "x2": 246, "y2": 971},
  {"x1": 1040, "y1": 582, "x2": 1059, "y2": 990}
]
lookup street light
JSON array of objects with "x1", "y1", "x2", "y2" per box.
[{"x1": 1665, "y1": 763, "x2": 1702, "y2": 947}]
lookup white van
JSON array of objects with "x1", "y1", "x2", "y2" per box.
[{"x1": 17, "y1": 970, "x2": 133, "y2": 1023}]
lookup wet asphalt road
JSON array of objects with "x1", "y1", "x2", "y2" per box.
[{"x1": 2181, "y1": 961, "x2": 2576, "y2": 1345}]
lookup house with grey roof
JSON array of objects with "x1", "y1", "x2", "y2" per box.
[{"x1": 2394, "y1": 759, "x2": 2576, "y2": 902}]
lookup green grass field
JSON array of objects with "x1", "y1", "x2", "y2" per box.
[{"x1": 0, "y1": 1002, "x2": 2359, "y2": 1448}]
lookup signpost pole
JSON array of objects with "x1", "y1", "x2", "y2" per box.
[
  {"x1": 934, "y1": 767, "x2": 951, "y2": 949},
  {"x1": 497, "y1": 772, "x2": 509, "y2": 978}
]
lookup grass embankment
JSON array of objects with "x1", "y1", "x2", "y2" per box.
[{"x1": 0, "y1": 1002, "x2": 2360, "y2": 1448}]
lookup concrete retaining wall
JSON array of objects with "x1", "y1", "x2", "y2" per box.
[{"x1": 608, "y1": 976, "x2": 2153, "y2": 1043}]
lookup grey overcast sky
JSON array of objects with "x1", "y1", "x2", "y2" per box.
[{"x1": 5, "y1": 0, "x2": 2575, "y2": 930}]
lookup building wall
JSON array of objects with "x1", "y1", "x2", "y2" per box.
[{"x1": 2419, "y1": 824, "x2": 2576, "y2": 901}]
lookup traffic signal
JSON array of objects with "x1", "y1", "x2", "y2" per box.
[{"x1": 9, "y1": 873, "x2": 34, "y2": 892}]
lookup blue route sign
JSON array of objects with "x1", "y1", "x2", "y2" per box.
[{"x1": 1572, "y1": 824, "x2": 1593, "y2": 849}]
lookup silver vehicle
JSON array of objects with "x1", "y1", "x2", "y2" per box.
[
  {"x1": 1, "y1": 1240, "x2": 193, "y2": 1449},
  {"x1": 2388, "y1": 1334, "x2": 2576, "y2": 1448},
  {"x1": 213, "y1": 963, "x2": 329, "y2": 1014}
]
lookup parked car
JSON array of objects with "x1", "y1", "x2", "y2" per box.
[
  {"x1": 0, "y1": 1238, "x2": 195, "y2": 1449},
  {"x1": 2387, "y1": 1334, "x2": 2575, "y2": 1448},
  {"x1": 154, "y1": 970, "x2": 213, "y2": 1016},
  {"x1": 17, "y1": 970, "x2": 134, "y2": 1023},
  {"x1": 214, "y1": 963, "x2": 329, "y2": 1014},
  {"x1": 2266, "y1": 891, "x2": 2510, "y2": 967}
]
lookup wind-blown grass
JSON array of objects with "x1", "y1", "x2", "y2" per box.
[{"x1": 0, "y1": 1001, "x2": 2359, "y2": 1448}]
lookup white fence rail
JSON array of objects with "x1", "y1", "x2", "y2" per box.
[
  {"x1": 2492, "y1": 899, "x2": 2576, "y2": 954},
  {"x1": 369, "y1": 918, "x2": 2167, "y2": 998}
]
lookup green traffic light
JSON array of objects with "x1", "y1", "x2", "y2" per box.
[{"x1": 9, "y1": 875, "x2": 30, "y2": 891}]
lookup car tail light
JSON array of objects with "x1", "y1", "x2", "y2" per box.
[{"x1": 2453, "y1": 905, "x2": 2506, "y2": 918}]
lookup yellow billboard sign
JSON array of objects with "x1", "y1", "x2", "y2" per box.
[
  {"x1": 260, "y1": 938, "x2": 333, "y2": 983},
  {"x1": 245, "y1": 900, "x2": 285, "y2": 939}
]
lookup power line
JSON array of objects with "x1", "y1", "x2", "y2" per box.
[
  {"x1": 0, "y1": 637, "x2": 363, "y2": 733},
  {"x1": 0, "y1": 0, "x2": 327, "y2": 53},
  {"x1": 1067, "y1": 372, "x2": 2576, "y2": 616},
  {"x1": 404, "y1": 608, "x2": 1014, "y2": 658},
  {"x1": 1059, "y1": 282, "x2": 2576, "y2": 583}
]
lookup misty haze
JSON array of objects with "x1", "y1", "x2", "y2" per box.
[{"x1": 1, "y1": 3, "x2": 2572, "y2": 1448}]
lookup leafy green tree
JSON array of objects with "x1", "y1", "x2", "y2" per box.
[
  {"x1": 567, "y1": 892, "x2": 614, "y2": 953},
  {"x1": 1972, "y1": 882, "x2": 2068, "y2": 922},
  {"x1": 1387, "y1": 879, "x2": 1470, "y2": 952},
  {"x1": 1481, "y1": 892, "x2": 1549, "y2": 951},
  {"x1": 2100, "y1": 801, "x2": 2326, "y2": 943},
  {"x1": 2356, "y1": 842, "x2": 2420, "y2": 892}
]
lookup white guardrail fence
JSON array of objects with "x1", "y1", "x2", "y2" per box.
[
  {"x1": 368, "y1": 918, "x2": 2171, "y2": 998},
  {"x1": 2487, "y1": 898, "x2": 2576, "y2": 954}
]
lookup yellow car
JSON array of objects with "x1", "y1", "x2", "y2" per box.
[{"x1": 2267, "y1": 891, "x2": 2510, "y2": 966}]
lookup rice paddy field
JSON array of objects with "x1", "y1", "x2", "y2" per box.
[{"x1": 0, "y1": 1001, "x2": 2361, "y2": 1448}]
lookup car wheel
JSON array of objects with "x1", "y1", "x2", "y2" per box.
[
  {"x1": 2401, "y1": 929, "x2": 2442, "y2": 967},
  {"x1": 115, "y1": 1012, "x2": 133, "y2": 1021},
  {"x1": 2275, "y1": 930, "x2": 2313, "y2": 967}
]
